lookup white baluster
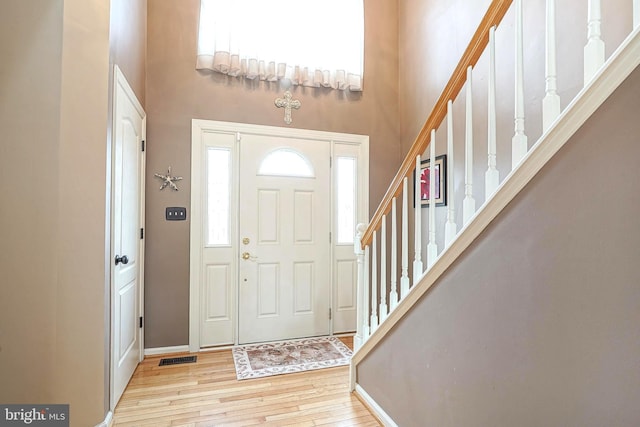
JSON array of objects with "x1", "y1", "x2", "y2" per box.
[
  {"x1": 413, "y1": 155, "x2": 423, "y2": 279},
  {"x1": 370, "y1": 231, "x2": 378, "y2": 332},
  {"x1": 390, "y1": 197, "x2": 399, "y2": 310},
  {"x1": 543, "y1": 0, "x2": 561, "y2": 131},
  {"x1": 427, "y1": 130, "x2": 438, "y2": 269},
  {"x1": 380, "y1": 215, "x2": 388, "y2": 321},
  {"x1": 486, "y1": 26, "x2": 500, "y2": 199},
  {"x1": 635, "y1": 0, "x2": 640, "y2": 29},
  {"x1": 463, "y1": 66, "x2": 476, "y2": 226},
  {"x1": 584, "y1": 0, "x2": 605, "y2": 85},
  {"x1": 512, "y1": 0, "x2": 528, "y2": 168},
  {"x1": 363, "y1": 244, "x2": 370, "y2": 338},
  {"x1": 354, "y1": 224, "x2": 366, "y2": 350},
  {"x1": 400, "y1": 177, "x2": 410, "y2": 298},
  {"x1": 445, "y1": 100, "x2": 457, "y2": 247}
]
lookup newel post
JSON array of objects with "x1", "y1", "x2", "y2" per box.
[{"x1": 354, "y1": 223, "x2": 367, "y2": 351}]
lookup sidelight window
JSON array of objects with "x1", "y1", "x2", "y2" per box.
[{"x1": 206, "y1": 147, "x2": 231, "y2": 245}]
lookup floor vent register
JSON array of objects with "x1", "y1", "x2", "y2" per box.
[{"x1": 159, "y1": 355, "x2": 197, "y2": 366}]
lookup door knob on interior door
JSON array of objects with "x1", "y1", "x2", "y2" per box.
[
  {"x1": 241, "y1": 252, "x2": 257, "y2": 261},
  {"x1": 115, "y1": 255, "x2": 129, "y2": 265}
]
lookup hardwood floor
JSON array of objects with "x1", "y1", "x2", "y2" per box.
[{"x1": 112, "y1": 337, "x2": 381, "y2": 426}]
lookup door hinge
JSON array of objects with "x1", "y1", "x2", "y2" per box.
[
  {"x1": 329, "y1": 232, "x2": 332, "y2": 244},
  {"x1": 139, "y1": 316, "x2": 143, "y2": 328},
  {"x1": 330, "y1": 156, "x2": 332, "y2": 167},
  {"x1": 141, "y1": 140, "x2": 145, "y2": 152},
  {"x1": 140, "y1": 228, "x2": 144, "y2": 239},
  {"x1": 329, "y1": 308, "x2": 332, "y2": 320}
]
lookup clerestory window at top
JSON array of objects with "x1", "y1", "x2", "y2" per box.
[{"x1": 196, "y1": 0, "x2": 364, "y2": 91}]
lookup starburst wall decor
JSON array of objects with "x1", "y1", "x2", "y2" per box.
[{"x1": 154, "y1": 166, "x2": 183, "y2": 191}]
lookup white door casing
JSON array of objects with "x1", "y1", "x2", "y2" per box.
[
  {"x1": 110, "y1": 65, "x2": 145, "y2": 408},
  {"x1": 238, "y1": 135, "x2": 331, "y2": 344},
  {"x1": 190, "y1": 120, "x2": 368, "y2": 350}
]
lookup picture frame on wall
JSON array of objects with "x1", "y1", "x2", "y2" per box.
[{"x1": 414, "y1": 154, "x2": 447, "y2": 207}]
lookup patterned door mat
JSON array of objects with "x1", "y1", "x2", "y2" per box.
[{"x1": 232, "y1": 336, "x2": 352, "y2": 380}]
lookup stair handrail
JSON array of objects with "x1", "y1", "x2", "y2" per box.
[{"x1": 361, "y1": 0, "x2": 513, "y2": 249}]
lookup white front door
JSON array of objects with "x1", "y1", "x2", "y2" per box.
[
  {"x1": 190, "y1": 121, "x2": 369, "y2": 350},
  {"x1": 238, "y1": 134, "x2": 331, "y2": 344},
  {"x1": 111, "y1": 66, "x2": 145, "y2": 408}
]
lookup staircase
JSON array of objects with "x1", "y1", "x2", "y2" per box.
[{"x1": 351, "y1": 1, "x2": 640, "y2": 425}]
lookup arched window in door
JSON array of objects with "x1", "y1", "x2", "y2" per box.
[{"x1": 258, "y1": 148, "x2": 314, "y2": 178}]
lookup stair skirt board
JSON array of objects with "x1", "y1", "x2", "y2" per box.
[
  {"x1": 351, "y1": 27, "x2": 640, "y2": 370},
  {"x1": 354, "y1": 384, "x2": 399, "y2": 427}
]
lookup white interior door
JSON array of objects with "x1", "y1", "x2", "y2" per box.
[
  {"x1": 238, "y1": 134, "x2": 331, "y2": 344},
  {"x1": 111, "y1": 66, "x2": 145, "y2": 408}
]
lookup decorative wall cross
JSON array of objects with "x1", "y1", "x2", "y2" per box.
[{"x1": 274, "y1": 91, "x2": 301, "y2": 125}]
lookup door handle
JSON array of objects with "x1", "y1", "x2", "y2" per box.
[
  {"x1": 115, "y1": 255, "x2": 129, "y2": 265},
  {"x1": 241, "y1": 252, "x2": 257, "y2": 261}
]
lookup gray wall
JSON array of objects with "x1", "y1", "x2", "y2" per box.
[
  {"x1": 357, "y1": 65, "x2": 640, "y2": 426},
  {"x1": 110, "y1": 0, "x2": 147, "y2": 105},
  {"x1": 399, "y1": 0, "x2": 632, "y2": 150},
  {"x1": 1, "y1": 0, "x2": 112, "y2": 425},
  {"x1": 0, "y1": 0, "x2": 64, "y2": 404},
  {"x1": 1, "y1": 0, "x2": 145, "y2": 423},
  {"x1": 144, "y1": 0, "x2": 402, "y2": 348},
  {"x1": 399, "y1": 0, "x2": 633, "y2": 254}
]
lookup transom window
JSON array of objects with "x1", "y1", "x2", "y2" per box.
[{"x1": 196, "y1": 0, "x2": 364, "y2": 91}]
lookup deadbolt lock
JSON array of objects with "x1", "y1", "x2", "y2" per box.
[{"x1": 242, "y1": 237, "x2": 250, "y2": 245}]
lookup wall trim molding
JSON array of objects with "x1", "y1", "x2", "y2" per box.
[
  {"x1": 95, "y1": 411, "x2": 113, "y2": 427},
  {"x1": 354, "y1": 384, "x2": 398, "y2": 427},
  {"x1": 144, "y1": 345, "x2": 190, "y2": 356}
]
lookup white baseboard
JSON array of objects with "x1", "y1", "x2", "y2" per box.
[
  {"x1": 354, "y1": 384, "x2": 398, "y2": 427},
  {"x1": 144, "y1": 345, "x2": 190, "y2": 356},
  {"x1": 95, "y1": 410, "x2": 113, "y2": 427}
]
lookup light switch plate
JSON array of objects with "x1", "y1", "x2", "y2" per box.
[{"x1": 166, "y1": 207, "x2": 187, "y2": 221}]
